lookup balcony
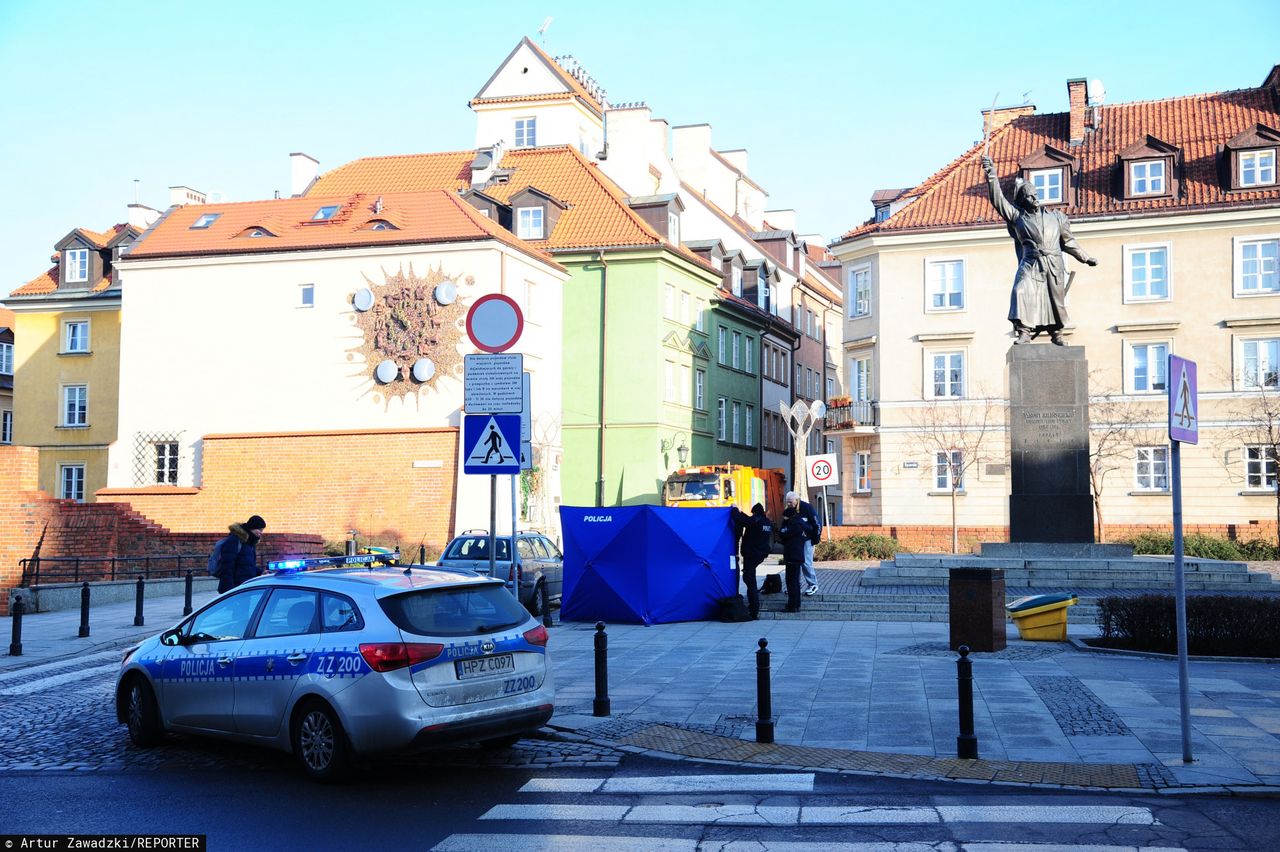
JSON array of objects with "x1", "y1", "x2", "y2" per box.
[{"x1": 824, "y1": 400, "x2": 876, "y2": 432}]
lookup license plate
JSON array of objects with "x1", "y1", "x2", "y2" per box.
[{"x1": 454, "y1": 654, "x2": 514, "y2": 680}]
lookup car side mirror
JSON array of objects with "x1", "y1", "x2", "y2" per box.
[{"x1": 161, "y1": 628, "x2": 186, "y2": 647}]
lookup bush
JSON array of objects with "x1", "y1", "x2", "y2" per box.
[
  {"x1": 1095, "y1": 593, "x2": 1280, "y2": 657},
  {"x1": 1123, "y1": 532, "x2": 1270, "y2": 561},
  {"x1": 1236, "y1": 538, "x2": 1280, "y2": 561},
  {"x1": 814, "y1": 534, "x2": 898, "y2": 561}
]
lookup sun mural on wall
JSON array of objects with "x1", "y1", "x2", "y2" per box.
[{"x1": 348, "y1": 263, "x2": 472, "y2": 407}]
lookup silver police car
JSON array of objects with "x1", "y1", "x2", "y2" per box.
[{"x1": 115, "y1": 557, "x2": 554, "y2": 781}]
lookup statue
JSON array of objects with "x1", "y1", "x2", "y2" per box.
[{"x1": 981, "y1": 156, "x2": 1097, "y2": 345}]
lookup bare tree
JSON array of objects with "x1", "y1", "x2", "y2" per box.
[
  {"x1": 906, "y1": 392, "x2": 1002, "y2": 553},
  {"x1": 1087, "y1": 383, "x2": 1163, "y2": 542},
  {"x1": 1224, "y1": 381, "x2": 1280, "y2": 549}
]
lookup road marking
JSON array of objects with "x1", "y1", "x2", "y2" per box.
[
  {"x1": 434, "y1": 836, "x2": 695, "y2": 852},
  {"x1": 0, "y1": 663, "x2": 118, "y2": 696},
  {"x1": 517, "y1": 778, "x2": 603, "y2": 793},
  {"x1": 517, "y1": 773, "x2": 815, "y2": 794},
  {"x1": 479, "y1": 804, "x2": 628, "y2": 822},
  {"x1": 627, "y1": 805, "x2": 800, "y2": 825},
  {"x1": 936, "y1": 806, "x2": 1158, "y2": 825},
  {"x1": 434, "y1": 837, "x2": 1184, "y2": 852},
  {"x1": 0, "y1": 650, "x2": 119, "y2": 683}
]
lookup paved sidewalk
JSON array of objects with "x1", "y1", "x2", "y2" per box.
[{"x1": 5, "y1": 581, "x2": 1280, "y2": 793}]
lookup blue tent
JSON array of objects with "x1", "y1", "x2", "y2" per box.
[{"x1": 559, "y1": 505, "x2": 737, "y2": 625}]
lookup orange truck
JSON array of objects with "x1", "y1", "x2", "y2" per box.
[{"x1": 662, "y1": 464, "x2": 786, "y2": 520}]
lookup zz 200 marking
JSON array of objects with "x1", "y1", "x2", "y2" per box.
[
  {"x1": 314, "y1": 655, "x2": 364, "y2": 676},
  {"x1": 502, "y1": 674, "x2": 537, "y2": 695}
]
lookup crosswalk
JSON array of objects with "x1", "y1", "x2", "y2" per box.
[
  {"x1": 432, "y1": 772, "x2": 1184, "y2": 852},
  {"x1": 0, "y1": 649, "x2": 120, "y2": 697}
]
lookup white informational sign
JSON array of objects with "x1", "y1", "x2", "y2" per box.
[
  {"x1": 521, "y1": 371, "x2": 531, "y2": 442},
  {"x1": 806, "y1": 453, "x2": 839, "y2": 489},
  {"x1": 464, "y1": 353, "x2": 523, "y2": 413}
]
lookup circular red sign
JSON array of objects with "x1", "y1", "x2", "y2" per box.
[
  {"x1": 809, "y1": 459, "x2": 833, "y2": 482},
  {"x1": 465, "y1": 294, "x2": 525, "y2": 353}
]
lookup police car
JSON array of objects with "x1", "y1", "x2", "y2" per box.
[{"x1": 114, "y1": 553, "x2": 554, "y2": 781}]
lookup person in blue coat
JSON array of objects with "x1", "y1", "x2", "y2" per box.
[
  {"x1": 776, "y1": 506, "x2": 812, "y2": 613},
  {"x1": 214, "y1": 514, "x2": 266, "y2": 593}
]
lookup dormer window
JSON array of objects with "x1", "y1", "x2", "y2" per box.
[
  {"x1": 1129, "y1": 160, "x2": 1166, "y2": 196},
  {"x1": 668, "y1": 211, "x2": 681, "y2": 245},
  {"x1": 732, "y1": 268, "x2": 742, "y2": 297},
  {"x1": 65, "y1": 249, "x2": 88, "y2": 283},
  {"x1": 517, "y1": 207, "x2": 544, "y2": 239},
  {"x1": 1224, "y1": 124, "x2": 1280, "y2": 191},
  {"x1": 1116, "y1": 135, "x2": 1179, "y2": 201},
  {"x1": 247, "y1": 228, "x2": 271, "y2": 238},
  {"x1": 311, "y1": 205, "x2": 340, "y2": 221},
  {"x1": 1018, "y1": 145, "x2": 1075, "y2": 206},
  {"x1": 366, "y1": 220, "x2": 397, "y2": 231},
  {"x1": 515, "y1": 117, "x2": 537, "y2": 147},
  {"x1": 190, "y1": 213, "x2": 220, "y2": 230},
  {"x1": 1241, "y1": 149, "x2": 1277, "y2": 187},
  {"x1": 508, "y1": 186, "x2": 565, "y2": 241},
  {"x1": 1028, "y1": 168, "x2": 1063, "y2": 204}
]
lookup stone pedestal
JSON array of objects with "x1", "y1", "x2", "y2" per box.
[
  {"x1": 1007, "y1": 345, "x2": 1093, "y2": 543},
  {"x1": 948, "y1": 567, "x2": 1006, "y2": 652}
]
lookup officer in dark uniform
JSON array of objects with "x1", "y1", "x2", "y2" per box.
[{"x1": 731, "y1": 503, "x2": 773, "y2": 620}]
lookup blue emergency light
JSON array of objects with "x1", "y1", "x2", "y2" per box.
[{"x1": 267, "y1": 551, "x2": 401, "y2": 573}]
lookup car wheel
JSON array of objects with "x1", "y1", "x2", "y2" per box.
[
  {"x1": 479, "y1": 733, "x2": 522, "y2": 749},
  {"x1": 124, "y1": 676, "x2": 164, "y2": 747},
  {"x1": 291, "y1": 699, "x2": 353, "y2": 783},
  {"x1": 526, "y1": 580, "x2": 549, "y2": 621}
]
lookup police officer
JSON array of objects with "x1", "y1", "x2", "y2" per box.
[{"x1": 731, "y1": 503, "x2": 773, "y2": 620}]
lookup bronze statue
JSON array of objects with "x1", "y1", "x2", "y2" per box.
[{"x1": 981, "y1": 156, "x2": 1097, "y2": 344}]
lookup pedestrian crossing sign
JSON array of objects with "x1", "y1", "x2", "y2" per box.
[
  {"x1": 1168, "y1": 355, "x2": 1198, "y2": 445},
  {"x1": 463, "y1": 414, "x2": 522, "y2": 474}
]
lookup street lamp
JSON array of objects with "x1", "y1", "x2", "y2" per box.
[{"x1": 661, "y1": 433, "x2": 690, "y2": 466}]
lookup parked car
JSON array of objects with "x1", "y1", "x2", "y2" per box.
[
  {"x1": 115, "y1": 557, "x2": 554, "y2": 781},
  {"x1": 435, "y1": 530, "x2": 563, "y2": 620}
]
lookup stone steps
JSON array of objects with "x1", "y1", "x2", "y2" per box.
[{"x1": 862, "y1": 556, "x2": 1278, "y2": 591}]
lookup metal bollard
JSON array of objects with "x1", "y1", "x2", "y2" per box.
[
  {"x1": 9, "y1": 596, "x2": 24, "y2": 656},
  {"x1": 79, "y1": 582, "x2": 91, "y2": 638},
  {"x1": 956, "y1": 645, "x2": 978, "y2": 759},
  {"x1": 183, "y1": 570, "x2": 194, "y2": 616},
  {"x1": 593, "y1": 621, "x2": 611, "y2": 717},
  {"x1": 419, "y1": 544, "x2": 426, "y2": 564},
  {"x1": 134, "y1": 576, "x2": 146, "y2": 627},
  {"x1": 756, "y1": 637, "x2": 774, "y2": 743}
]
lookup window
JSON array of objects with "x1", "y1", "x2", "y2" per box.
[
  {"x1": 695, "y1": 369, "x2": 706, "y2": 409},
  {"x1": 1, "y1": 410, "x2": 11, "y2": 444},
  {"x1": 1029, "y1": 168, "x2": 1062, "y2": 203},
  {"x1": 732, "y1": 331, "x2": 741, "y2": 369},
  {"x1": 695, "y1": 298, "x2": 706, "y2": 332},
  {"x1": 1124, "y1": 244, "x2": 1170, "y2": 301},
  {"x1": 935, "y1": 450, "x2": 963, "y2": 491},
  {"x1": 718, "y1": 327, "x2": 726, "y2": 364},
  {"x1": 1246, "y1": 446, "x2": 1277, "y2": 490},
  {"x1": 680, "y1": 292, "x2": 689, "y2": 324},
  {"x1": 190, "y1": 213, "x2": 221, "y2": 230},
  {"x1": 0, "y1": 341, "x2": 12, "y2": 375},
  {"x1": 60, "y1": 464, "x2": 85, "y2": 501},
  {"x1": 322, "y1": 593, "x2": 364, "y2": 633},
  {"x1": 1130, "y1": 342, "x2": 1168, "y2": 392},
  {"x1": 367, "y1": 220, "x2": 396, "y2": 231},
  {"x1": 1242, "y1": 338, "x2": 1280, "y2": 388},
  {"x1": 732, "y1": 402, "x2": 741, "y2": 443},
  {"x1": 1130, "y1": 160, "x2": 1166, "y2": 196},
  {"x1": 515, "y1": 117, "x2": 537, "y2": 147},
  {"x1": 855, "y1": 451, "x2": 871, "y2": 493},
  {"x1": 826, "y1": 377, "x2": 834, "y2": 400},
  {"x1": 62, "y1": 385, "x2": 87, "y2": 427},
  {"x1": 926, "y1": 259, "x2": 964, "y2": 311},
  {"x1": 1240, "y1": 149, "x2": 1277, "y2": 187},
  {"x1": 681, "y1": 365, "x2": 691, "y2": 406},
  {"x1": 852, "y1": 357, "x2": 871, "y2": 401},
  {"x1": 664, "y1": 285, "x2": 675, "y2": 319},
  {"x1": 717, "y1": 398, "x2": 727, "y2": 441},
  {"x1": 731, "y1": 268, "x2": 742, "y2": 297},
  {"x1": 1135, "y1": 446, "x2": 1169, "y2": 491},
  {"x1": 931, "y1": 352, "x2": 963, "y2": 398},
  {"x1": 311, "y1": 205, "x2": 340, "y2": 221},
  {"x1": 62, "y1": 320, "x2": 89, "y2": 353},
  {"x1": 745, "y1": 405, "x2": 754, "y2": 446},
  {"x1": 517, "y1": 207, "x2": 544, "y2": 239},
  {"x1": 300, "y1": 284, "x2": 315, "y2": 307},
  {"x1": 255, "y1": 589, "x2": 318, "y2": 639},
  {"x1": 668, "y1": 211, "x2": 681, "y2": 245},
  {"x1": 65, "y1": 249, "x2": 88, "y2": 283},
  {"x1": 154, "y1": 442, "x2": 179, "y2": 485},
  {"x1": 247, "y1": 228, "x2": 272, "y2": 238},
  {"x1": 187, "y1": 588, "x2": 268, "y2": 642},
  {"x1": 849, "y1": 266, "x2": 870, "y2": 317},
  {"x1": 1236, "y1": 237, "x2": 1280, "y2": 295},
  {"x1": 664, "y1": 361, "x2": 676, "y2": 402},
  {"x1": 744, "y1": 337, "x2": 753, "y2": 373}
]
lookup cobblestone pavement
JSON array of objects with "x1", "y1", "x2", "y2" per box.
[{"x1": 1026, "y1": 675, "x2": 1134, "y2": 736}]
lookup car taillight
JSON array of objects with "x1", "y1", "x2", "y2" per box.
[
  {"x1": 359, "y1": 642, "x2": 444, "y2": 672},
  {"x1": 508, "y1": 564, "x2": 515, "y2": 582},
  {"x1": 523, "y1": 625, "x2": 548, "y2": 647}
]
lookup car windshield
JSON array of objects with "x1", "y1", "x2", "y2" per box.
[
  {"x1": 443, "y1": 536, "x2": 510, "y2": 560},
  {"x1": 379, "y1": 585, "x2": 527, "y2": 637},
  {"x1": 666, "y1": 475, "x2": 720, "y2": 501}
]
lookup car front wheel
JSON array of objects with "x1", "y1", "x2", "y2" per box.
[
  {"x1": 124, "y1": 676, "x2": 164, "y2": 747},
  {"x1": 291, "y1": 699, "x2": 353, "y2": 783}
]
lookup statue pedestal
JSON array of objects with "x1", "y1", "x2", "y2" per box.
[{"x1": 1007, "y1": 345, "x2": 1093, "y2": 543}]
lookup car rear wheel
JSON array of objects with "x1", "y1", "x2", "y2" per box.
[
  {"x1": 291, "y1": 699, "x2": 353, "y2": 783},
  {"x1": 124, "y1": 676, "x2": 164, "y2": 747},
  {"x1": 526, "y1": 580, "x2": 550, "y2": 622}
]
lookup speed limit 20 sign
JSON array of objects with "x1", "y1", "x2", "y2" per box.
[{"x1": 806, "y1": 453, "x2": 839, "y2": 488}]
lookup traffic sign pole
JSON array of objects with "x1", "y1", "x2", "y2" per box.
[
  {"x1": 489, "y1": 475, "x2": 497, "y2": 585},
  {"x1": 1167, "y1": 354, "x2": 1197, "y2": 764}
]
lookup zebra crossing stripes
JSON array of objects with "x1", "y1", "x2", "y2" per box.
[
  {"x1": 518, "y1": 772, "x2": 815, "y2": 794},
  {"x1": 0, "y1": 649, "x2": 120, "y2": 682},
  {"x1": 0, "y1": 663, "x2": 118, "y2": 696}
]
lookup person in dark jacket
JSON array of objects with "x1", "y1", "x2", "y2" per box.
[
  {"x1": 731, "y1": 503, "x2": 773, "y2": 619},
  {"x1": 785, "y1": 491, "x2": 823, "y2": 595},
  {"x1": 215, "y1": 515, "x2": 266, "y2": 593},
  {"x1": 776, "y1": 506, "x2": 812, "y2": 613}
]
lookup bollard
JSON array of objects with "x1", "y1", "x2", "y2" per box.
[
  {"x1": 956, "y1": 645, "x2": 978, "y2": 759},
  {"x1": 755, "y1": 637, "x2": 774, "y2": 744},
  {"x1": 419, "y1": 544, "x2": 426, "y2": 564},
  {"x1": 79, "y1": 582, "x2": 91, "y2": 638},
  {"x1": 9, "y1": 596, "x2": 24, "y2": 656},
  {"x1": 592, "y1": 621, "x2": 611, "y2": 717},
  {"x1": 134, "y1": 576, "x2": 146, "y2": 627},
  {"x1": 183, "y1": 570, "x2": 194, "y2": 616}
]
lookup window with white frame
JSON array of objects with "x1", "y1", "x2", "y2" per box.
[
  {"x1": 154, "y1": 441, "x2": 179, "y2": 485},
  {"x1": 1, "y1": 410, "x2": 12, "y2": 444},
  {"x1": 1029, "y1": 168, "x2": 1063, "y2": 203},
  {"x1": 732, "y1": 331, "x2": 741, "y2": 369},
  {"x1": 1129, "y1": 160, "x2": 1166, "y2": 196},
  {"x1": 744, "y1": 337, "x2": 753, "y2": 373},
  {"x1": 668, "y1": 211, "x2": 681, "y2": 245},
  {"x1": 0, "y1": 341, "x2": 12, "y2": 375},
  {"x1": 1124, "y1": 244, "x2": 1170, "y2": 301},
  {"x1": 935, "y1": 450, "x2": 963, "y2": 490},
  {"x1": 825, "y1": 439, "x2": 835, "y2": 454},
  {"x1": 852, "y1": 356, "x2": 871, "y2": 401},
  {"x1": 931, "y1": 351, "x2": 963, "y2": 398},
  {"x1": 1236, "y1": 237, "x2": 1280, "y2": 295},
  {"x1": 731, "y1": 269, "x2": 742, "y2": 297},
  {"x1": 695, "y1": 369, "x2": 706, "y2": 409},
  {"x1": 664, "y1": 361, "x2": 676, "y2": 402},
  {"x1": 695, "y1": 298, "x2": 706, "y2": 332},
  {"x1": 926, "y1": 259, "x2": 964, "y2": 311},
  {"x1": 717, "y1": 398, "x2": 727, "y2": 441},
  {"x1": 63, "y1": 320, "x2": 89, "y2": 353},
  {"x1": 855, "y1": 451, "x2": 871, "y2": 493},
  {"x1": 745, "y1": 405, "x2": 754, "y2": 446},
  {"x1": 826, "y1": 377, "x2": 834, "y2": 401},
  {"x1": 732, "y1": 402, "x2": 741, "y2": 443},
  {"x1": 664, "y1": 285, "x2": 675, "y2": 319},
  {"x1": 1242, "y1": 338, "x2": 1280, "y2": 388},
  {"x1": 516, "y1": 207, "x2": 544, "y2": 239},
  {"x1": 1240, "y1": 149, "x2": 1277, "y2": 187},
  {"x1": 62, "y1": 384, "x2": 87, "y2": 427},
  {"x1": 1245, "y1": 446, "x2": 1277, "y2": 489},
  {"x1": 1135, "y1": 445, "x2": 1169, "y2": 491},
  {"x1": 60, "y1": 464, "x2": 86, "y2": 501},
  {"x1": 65, "y1": 249, "x2": 89, "y2": 283},
  {"x1": 680, "y1": 292, "x2": 689, "y2": 324},
  {"x1": 681, "y1": 364, "x2": 691, "y2": 406},
  {"x1": 848, "y1": 266, "x2": 870, "y2": 317},
  {"x1": 300, "y1": 284, "x2": 315, "y2": 308},
  {"x1": 514, "y1": 117, "x2": 536, "y2": 147},
  {"x1": 718, "y1": 327, "x2": 727, "y2": 364},
  {"x1": 1129, "y1": 341, "x2": 1169, "y2": 392}
]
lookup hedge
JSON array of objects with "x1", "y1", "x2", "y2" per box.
[
  {"x1": 1124, "y1": 532, "x2": 1280, "y2": 561},
  {"x1": 814, "y1": 535, "x2": 899, "y2": 561},
  {"x1": 1095, "y1": 593, "x2": 1280, "y2": 657}
]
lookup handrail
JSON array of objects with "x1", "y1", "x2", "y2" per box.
[
  {"x1": 824, "y1": 401, "x2": 877, "y2": 430},
  {"x1": 17, "y1": 553, "x2": 261, "y2": 587}
]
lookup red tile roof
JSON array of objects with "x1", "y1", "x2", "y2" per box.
[
  {"x1": 11, "y1": 268, "x2": 115, "y2": 297},
  {"x1": 837, "y1": 83, "x2": 1280, "y2": 243},
  {"x1": 0, "y1": 306, "x2": 14, "y2": 330}
]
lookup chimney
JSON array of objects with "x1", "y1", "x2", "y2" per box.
[
  {"x1": 1067, "y1": 78, "x2": 1088, "y2": 146},
  {"x1": 469, "y1": 141, "x2": 506, "y2": 190},
  {"x1": 127, "y1": 203, "x2": 161, "y2": 231},
  {"x1": 718, "y1": 148, "x2": 748, "y2": 173},
  {"x1": 291, "y1": 152, "x2": 319, "y2": 197},
  {"x1": 168, "y1": 186, "x2": 206, "y2": 207}
]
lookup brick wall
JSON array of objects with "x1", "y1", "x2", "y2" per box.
[
  {"x1": 0, "y1": 446, "x2": 58, "y2": 614},
  {"x1": 830, "y1": 521, "x2": 1280, "y2": 554}
]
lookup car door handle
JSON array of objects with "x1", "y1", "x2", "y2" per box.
[
  {"x1": 286, "y1": 653, "x2": 308, "y2": 664},
  {"x1": 217, "y1": 657, "x2": 233, "y2": 668}
]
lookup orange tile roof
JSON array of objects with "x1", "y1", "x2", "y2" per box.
[
  {"x1": 837, "y1": 83, "x2": 1280, "y2": 243},
  {"x1": 10, "y1": 268, "x2": 116, "y2": 297},
  {"x1": 0, "y1": 306, "x2": 14, "y2": 330},
  {"x1": 125, "y1": 190, "x2": 562, "y2": 270},
  {"x1": 470, "y1": 92, "x2": 576, "y2": 106}
]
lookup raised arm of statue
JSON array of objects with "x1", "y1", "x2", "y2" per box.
[
  {"x1": 980, "y1": 156, "x2": 1017, "y2": 223},
  {"x1": 1058, "y1": 215, "x2": 1099, "y2": 267}
]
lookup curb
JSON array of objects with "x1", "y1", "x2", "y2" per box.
[{"x1": 1068, "y1": 637, "x2": 1280, "y2": 664}]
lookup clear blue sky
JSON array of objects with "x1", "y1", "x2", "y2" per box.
[{"x1": 1, "y1": 0, "x2": 1276, "y2": 291}]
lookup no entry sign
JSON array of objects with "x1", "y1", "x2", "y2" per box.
[{"x1": 466, "y1": 294, "x2": 524, "y2": 353}]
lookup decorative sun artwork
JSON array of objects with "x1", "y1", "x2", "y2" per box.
[{"x1": 349, "y1": 263, "x2": 472, "y2": 406}]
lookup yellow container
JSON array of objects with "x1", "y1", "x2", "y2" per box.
[{"x1": 1006, "y1": 594, "x2": 1078, "y2": 641}]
